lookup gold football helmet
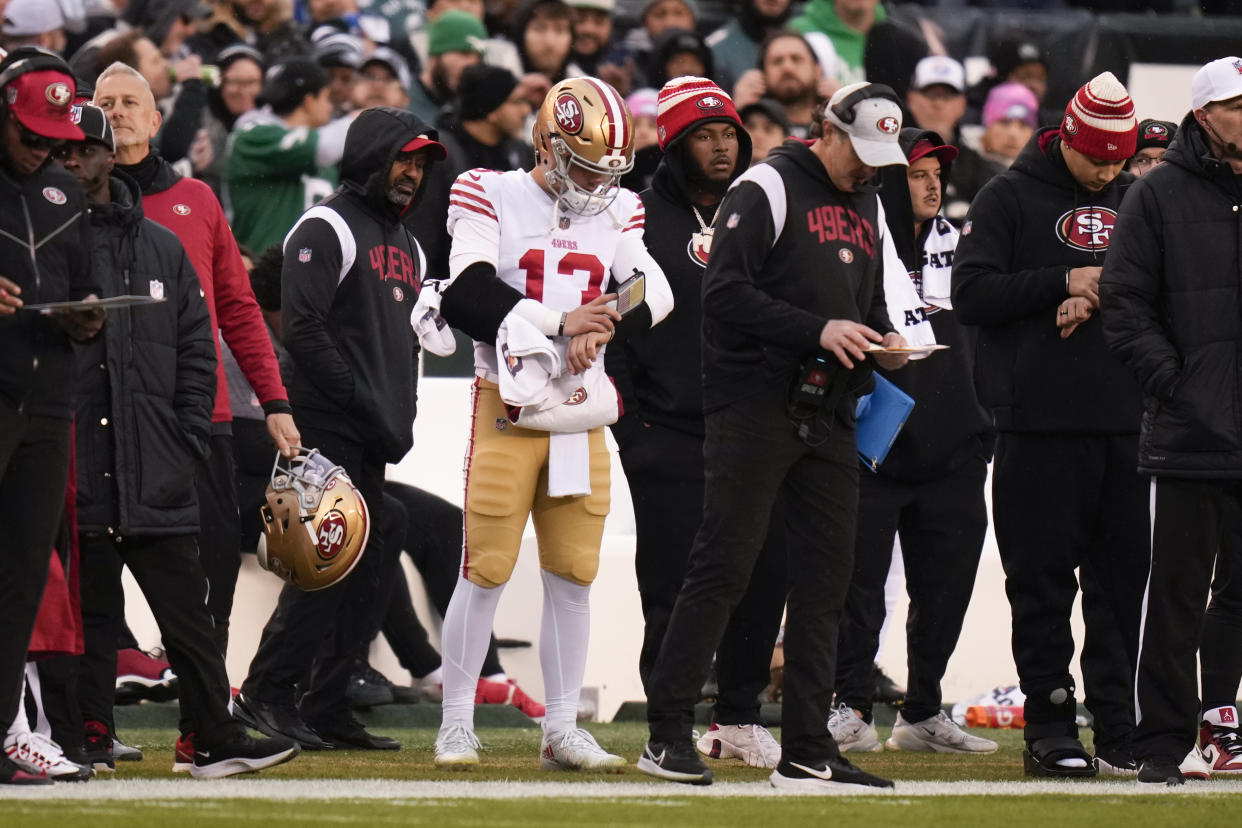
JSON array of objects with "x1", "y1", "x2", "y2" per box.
[
  {"x1": 257, "y1": 447, "x2": 370, "y2": 592},
  {"x1": 533, "y1": 76, "x2": 634, "y2": 216}
]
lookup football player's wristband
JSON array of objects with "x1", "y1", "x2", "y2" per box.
[{"x1": 558, "y1": 312, "x2": 567, "y2": 336}]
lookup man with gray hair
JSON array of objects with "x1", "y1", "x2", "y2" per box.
[{"x1": 93, "y1": 62, "x2": 297, "y2": 702}]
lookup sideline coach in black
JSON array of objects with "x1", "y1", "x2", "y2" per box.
[
  {"x1": 1102, "y1": 57, "x2": 1242, "y2": 786},
  {"x1": 636, "y1": 81, "x2": 909, "y2": 791}
]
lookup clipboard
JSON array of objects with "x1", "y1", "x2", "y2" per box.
[
  {"x1": 866, "y1": 343, "x2": 949, "y2": 355},
  {"x1": 24, "y1": 295, "x2": 164, "y2": 312}
]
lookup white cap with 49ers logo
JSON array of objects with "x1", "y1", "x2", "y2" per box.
[{"x1": 825, "y1": 81, "x2": 907, "y2": 169}]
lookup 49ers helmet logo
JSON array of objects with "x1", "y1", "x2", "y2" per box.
[
  {"x1": 554, "y1": 93, "x2": 584, "y2": 135},
  {"x1": 316, "y1": 509, "x2": 348, "y2": 561},
  {"x1": 697, "y1": 95, "x2": 725, "y2": 111},
  {"x1": 45, "y1": 82, "x2": 71, "y2": 107},
  {"x1": 876, "y1": 116, "x2": 899, "y2": 135},
  {"x1": 1056, "y1": 207, "x2": 1116, "y2": 252}
]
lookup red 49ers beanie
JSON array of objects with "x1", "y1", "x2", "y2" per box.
[
  {"x1": 655, "y1": 75, "x2": 740, "y2": 151},
  {"x1": 1060, "y1": 71, "x2": 1137, "y2": 162}
]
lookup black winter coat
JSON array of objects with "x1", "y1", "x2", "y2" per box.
[
  {"x1": 282, "y1": 106, "x2": 432, "y2": 463},
  {"x1": 951, "y1": 127, "x2": 1140, "y2": 435},
  {"x1": 607, "y1": 117, "x2": 753, "y2": 442},
  {"x1": 1101, "y1": 114, "x2": 1242, "y2": 477},
  {"x1": 75, "y1": 173, "x2": 216, "y2": 535},
  {"x1": 0, "y1": 161, "x2": 96, "y2": 419}
]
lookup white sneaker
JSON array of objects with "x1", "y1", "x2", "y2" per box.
[
  {"x1": 886, "y1": 711, "x2": 998, "y2": 754},
  {"x1": 433, "y1": 724, "x2": 481, "y2": 769},
  {"x1": 1181, "y1": 745, "x2": 1211, "y2": 780},
  {"x1": 827, "y1": 703, "x2": 883, "y2": 753},
  {"x1": 539, "y1": 727, "x2": 626, "y2": 772},
  {"x1": 4, "y1": 731, "x2": 92, "y2": 781},
  {"x1": 696, "y1": 723, "x2": 781, "y2": 769}
]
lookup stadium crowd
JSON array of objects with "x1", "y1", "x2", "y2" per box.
[{"x1": 1, "y1": 0, "x2": 1242, "y2": 792}]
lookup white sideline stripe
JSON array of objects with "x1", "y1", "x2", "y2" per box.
[{"x1": 3, "y1": 779, "x2": 1242, "y2": 801}]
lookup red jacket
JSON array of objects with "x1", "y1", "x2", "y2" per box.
[{"x1": 137, "y1": 158, "x2": 288, "y2": 423}]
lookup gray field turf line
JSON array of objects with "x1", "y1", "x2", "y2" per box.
[{"x1": 2, "y1": 779, "x2": 1242, "y2": 800}]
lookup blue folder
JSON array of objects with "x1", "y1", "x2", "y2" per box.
[{"x1": 855, "y1": 374, "x2": 915, "y2": 472}]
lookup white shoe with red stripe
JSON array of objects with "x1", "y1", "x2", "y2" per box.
[{"x1": 1199, "y1": 705, "x2": 1242, "y2": 774}]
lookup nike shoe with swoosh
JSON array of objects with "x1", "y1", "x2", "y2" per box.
[
  {"x1": 769, "y1": 756, "x2": 895, "y2": 791},
  {"x1": 636, "y1": 741, "x2": 713, "y2": 785}
]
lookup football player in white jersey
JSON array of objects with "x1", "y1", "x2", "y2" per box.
[{"x1": 430, "y1": 77, "x2": 674, "y2": 770}]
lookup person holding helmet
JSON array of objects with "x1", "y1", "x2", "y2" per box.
[
  {"x1": 429, "y1": 75, "x2": 673, "y2": 771},
  {"x1": 233, "y1": 106, "x2": 447, "y2": 754},
  {"x1": 50, "y1": 103, "x2": 300, "y2": 780},
  {"x1": 637, "y1": 81, "x2": 910, "y2": 790},
  {"x1": 0, "y1": 46, "x2": 102, "y2": 786}
]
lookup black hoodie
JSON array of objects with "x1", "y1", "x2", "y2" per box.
[
  {"x1": 75, "y1": 172, "x2": 216, "y2": 535},
  {"x1": 607, "y1": 112, "x2": 753, "y2": 440},
  {"x1": 874, "y1": 129, "x2": 992, "y2": 482},
  {"x1": 1101, "y1": 113, "x2": 1242, "y2": 477},
  {"x1": 701, "y1": 138, "x2": 893, "y2": 412},
  {"x1": 952, "y1": 127, "x2": 1140, "y2": 435},
  {"x1": 281, "y1": 107, "x2": 435, "y2": 462}
]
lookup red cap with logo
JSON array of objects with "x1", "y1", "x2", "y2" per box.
[
  {"x1": 400, "y1": 134, "x2": 447, "y2": 160},
  {"x1": 5, "y1": 69, "x2": 85, "y2": 141}
]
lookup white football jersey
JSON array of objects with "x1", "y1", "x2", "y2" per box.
[{"x1": 447, "y1": 168, "x2": 646, "y2": 379}]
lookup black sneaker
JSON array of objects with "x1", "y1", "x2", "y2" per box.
[
  {"x1": 770, "y1": 755, "x2": 895, "y2": 791},
  {"x1": 82, "y1": 719, "x2": 114, "y2": 771},
  {"x1": 873, "y1": 664, "x2": 906, "y2": 706},
  {"x1": 189, "y1": 734, "x2": 301, "y2": 779},
  {"x1": 1137, "y1": 756, "x2": 1185, "y2": 786},
  {"x1": 347, "y1": 662, "x2": 395, "y2": 708},
  {"x1": 1094, "y1": 740, "x2": 1137, "y2": 776},
  {"x1": 310, "y1": 715, "x2": 401, "y2": 750},
  {"x1": 636, "y1": 741, "x2": 713, "y2": 785},
  {"x1": 232, "y1": 693, "x2": 330, "y2": 751}
]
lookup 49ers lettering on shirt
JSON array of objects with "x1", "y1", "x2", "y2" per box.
[{"x1": 447, "y1": 167, "x2": 645, "y2": 380}]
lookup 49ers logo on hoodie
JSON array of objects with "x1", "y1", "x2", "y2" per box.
[{"x1": 1055, "y1": 207, "x2": 1116, "y2": 252}]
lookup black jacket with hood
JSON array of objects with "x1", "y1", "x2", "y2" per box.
[
  {"x1": 75, "y1": 172, "x2": 217, "y2": 536},
  {"x1": 701, "y1": 137, "x2": 894, "y2": 413},
  {"x1": 1101, "y1": 113, "x2": 1242, "y2": 477},
  {"x1": 874, "y1": 128, "x2": 992, "y2": 482},
  {"x1": 281, "y1": 106, "x2": 434, "y2": 462},
  {"x1": 0, "y1": 159, "x2": 96, "y2": 419},
  {"x1": 951, "y1": 127, "x2": 1140, "y2": 435},
  {"x1": 607, "y1": 110, "x2": 752, "y2": 442}
]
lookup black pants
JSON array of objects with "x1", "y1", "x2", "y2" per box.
[
  {"x1": 241, "y1": 425, "x2": 387, "y2": 726},
  {"x1": 0, "y1": 408, "x2": 70, "y2": 730},
  {"x1": 77, "y1": 532, "x2": 243, "y2": 747},
  {"x1": 376, "y1": 483, "x2": 504, "y2": 678},
  {"x1": 35, "y1": 656, "x2": 83, "y2": 758},
  {"x1": 835, "y1": 456, "x2": 989, "y2": 723},
  {"x1": 992, "y1": 433, "x2": 1148, "y2": 745},
  {"x1": 195, "y1": 432, "x2": 240, "y2": 656},
  {"x1": 1135, "y1": 477, "x2": 1242, "y2": 760},
  {"x1": 619, "y1": 421, "x2": 787, "y2": 724},
  {"x1": 647, "y1": 392, "x2": 857, "y2": 763},
  {"x1": 1202, "y1": 514, "x2": 1242, "y2": 710}
]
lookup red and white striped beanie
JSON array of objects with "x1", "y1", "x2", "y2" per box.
[
  {"x1": 655, "y1": 76, "x2": 741, "y2": 151},
  {"x1": 1060, "y1": 71, "x2": 1137, "y2": 162}
]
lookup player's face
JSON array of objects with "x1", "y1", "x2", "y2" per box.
[
  {"x1": 565, "y1": 161, "x2": 610, "y2": 193},
  {"x1": 685, "y1": 122, "x2": 739, "y2": 184},
  {"x1": 906, "y1": 155, "x2": 942, "y2": 226},
  {"x1": 386, "y1": 149, "x2": 430, "y2": 207},
  {"x1": 1061, "y1": 142, "x2": 1125, "y2": 193}
]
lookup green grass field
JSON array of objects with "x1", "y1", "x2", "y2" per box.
[{"x1": 3, "y1": 723, "x2": 1241, "y2": 828}]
